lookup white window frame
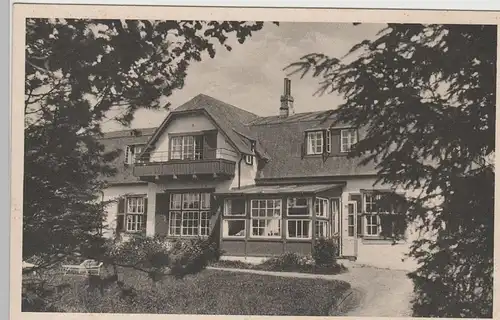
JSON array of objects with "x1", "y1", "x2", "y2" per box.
[
  {"x1": 125, "y1": 196, "x2": 145, "y2": 232},
  {"x1": 287, "y1": 219, "x2": 312, "y2": 240},
  {"x1": 125, "y1": 144, "x2": 145, "y2": 165},
  {"x1": 315, "y1": 197, "x2": 329, "y2": 218},
  {"x1": 287, "y1": 197, "x2": 311, "y2": 217},
  {"x1": 168, "y1": 192, "x2": 211, "y2": 237},
  {"x1": 224, "y1": 198, "x2": 247, "y2": 216},
  {"x1": 250, "y1": 199, "x2": 282, "y2": 238},
  {"x1": 340, "y1": 129, "x2": 358, "y2": 153},
  {"x1": 223, "y1": 219, "x2": 247, "y2": 238},
  {"x1": 170, "y1": 135, "x2": 203, "y2": 160},
  {"x1": 307, "y1": 131, "x2": 324, "y2": 155},
  {"x1": 315, "y1": 220, "x2": 329, "y2": 239},
  {"x1": 365, "y1": 214, "x2": 381, "y2": 236}
]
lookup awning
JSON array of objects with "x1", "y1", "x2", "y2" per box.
[{"x1": 215, "y1": 183, "x2": 345, "y2": 196}]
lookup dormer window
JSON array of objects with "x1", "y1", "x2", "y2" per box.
[
  {"x1": 306, "y1": 131, "x2": 324, "y2": 155},
  {"x1": 340, "y1": 129, "x2": 358, "y2": 153},
  {"x1": 125, "y1": 145, "x2": 144, "y2": 165}
]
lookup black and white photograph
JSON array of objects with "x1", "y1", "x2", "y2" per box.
[{"x1": 13, "y1": 4, "x2": 496, "y2": 319}]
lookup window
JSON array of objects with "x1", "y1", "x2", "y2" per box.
[
  {"x1": 117, "y1": 196, "x2": 147, "y2": 233},
  {"x1": 347, "y1": 201, "x2": 356, "y2": 237},
  {"x1": 250, "y1": 199, "x2": 282, "y2": 238},
  {"x1": 287, "y1": 197, "x2": 310, "y2": 216},
  {"x1": 244, "y1": 154, "x2": 254, "y2": 165},
  {"x1": 362, "y1": 192, "x2": 408, "y2": 238},
  {"x1": 223, "y1": 220, "x2": 246, "y2": 238},
  {"x1": 125, "y1": 145, "x2": 145, "y2": 165},
  {"x1": 315, "y1": 220, "x2": 329, "y2": 238},
  {"x1": 331, "y1": 198, "x2": 340, "y2": 234},
  {"x1": 287, "y1": 220, "x2": 311, "y2": 239},
  {"x1": 326, "y1": 130, "x2": 331, "y2": 153},
  {"x1": 315, "y1": 197, "x2": 328, "y2": 218},
  {"x1": 365, "y1": 214, "x2": 380, "y2": 236},
  {"x1": 307, "y1": 131, "x2": 323, "y2": 155},
  {"x1": 341, "y1": 129, "x2": 358, "y2": 153},
  {"x1": 224, "y1": 198, "x2": 246, "y2": 216},
  {"x1": 170, "y1": 135, "x2": 204, "y2": 160},
  {"x1": 168, "y1": 192, "x2": 211, "y2": 237}
]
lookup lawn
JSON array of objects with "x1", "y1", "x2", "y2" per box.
[{"x1": 28, "y1": 267, "x2": 351, "y2": 316}]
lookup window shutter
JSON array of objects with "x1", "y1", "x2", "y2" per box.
[
  {"x1": 116, "y1": 198, "x2": 125, "y2": 232},
  {"x1": 142, "y1": 198, "x2": 148, "y2": 232}
]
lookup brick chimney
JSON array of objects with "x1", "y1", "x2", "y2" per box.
[{"x1": 280, "y1": 78, "x2": 294, "y2": 118}]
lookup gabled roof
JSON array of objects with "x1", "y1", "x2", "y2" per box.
[{"x1": 141, "y1": 94, "x2": 269, "y2": 160}]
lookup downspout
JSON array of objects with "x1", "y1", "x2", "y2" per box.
[{"x1": 237, "y1": 155, "x2": 243, "y2": 189}]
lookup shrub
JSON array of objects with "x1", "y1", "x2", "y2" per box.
[
  {"x1": 313, "y1": 238, "x2": 338, "y2": 267},
  {"x1": 168, "y1": 237, "x2": 221, "y2": 278}
]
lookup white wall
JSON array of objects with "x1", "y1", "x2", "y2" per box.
[
  {"x1": 340, "y1": 177, "x2": 420, "y2": 271},
  {"x1": 102, "y1": 184, "x2": 149, "y2": 238},
  {"x1": 149, "y1": 113, "x2": 239, "y2": 162}
]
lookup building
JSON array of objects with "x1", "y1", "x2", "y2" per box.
[{"x1": 99, "y1": 78, "x2": 419, "y2": 271}]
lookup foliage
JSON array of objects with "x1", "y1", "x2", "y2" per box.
[
  {"x1": 31, "y1": 268, "x2": 351, "y2": 315},
  {"x1": 168, "y1": 237, "x2": 222, "y2": 278},
  {"x1": 287, "y1": 23, "x2": 495, "y2": 318},
  {"x1": 313, "y1": 238, "x2": 338, "y2": 266}
]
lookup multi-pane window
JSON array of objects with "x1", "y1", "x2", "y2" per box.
[
  {"x1": 168, "y1": 192, "x2": 211, "y2": 237},
  {"x1": 250, "y1": 199, "x2": 282, "y2": 238},
  {"x1": 307, "y1": 131, "x2": 324, "y2": 155},
  {"x1": 362, "y1": 192, "x2": 407, "y2": 238},
  {"x1": 125, "y1": 145, "x2": 145, "y2": 165},
  {"x1": 326, "y1": 130, "x2": 331, "y2": 153},
  {"x1": 287, "y1": 220, "x2": 311, "y2": 239},
  {"x1": 315, "y1": 197, "x2": 328, "y2": 218},
  {"x1": 170, "y1": 135, "x2": 204, "y2": 160},
  {"x1": 117, "y1": 196, "x2": 147, "y2": 233},
  {"x1": 347, "y1": 202, "x2": 356, "y2": 237},
  {"x1": 223, "y1": 220, "x2": 246, "y2": 238},
  {"x1": 341, "y1": 129, "x2": 358, "y2": 153},
  {"x1": 315, "y1": 220, "x2": 329, "y2": 238}
]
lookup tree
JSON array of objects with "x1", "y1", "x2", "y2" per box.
[
  {"x1": 286, "y1": 24, "x2": 495, "y2": 318},
  {"x1": 23, "y1": 18, "x2": 272, "y2": 310}
]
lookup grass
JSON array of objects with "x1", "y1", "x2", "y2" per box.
[{"x1": 26, "y1": 267, "x2": 351, "y2": 316}]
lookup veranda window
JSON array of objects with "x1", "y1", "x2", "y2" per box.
[
  {"x1": 250, "y1": 199, "x2": 282, "y2": 238},
  {"x1": 315, "y1": 220, "x2": 329, "y2": 238},
  {"x1": 170, "y1": 135, "x2": 204, "y2": 160},
  {"x1": 224, "y1": 198, "x2": 246, "y2": 216},
  {"x1": 168, "y1": 192, "x2": 211, "y2": 237},
  {"x1": 287, "y1": 220, "x2": 311, "y2": 239},
  {"x1": 287, "y1": 197, "x2": 311, "y2": 216},
  {"x1": 315, "y1": 197, "x2": 328, "y2": 218}
]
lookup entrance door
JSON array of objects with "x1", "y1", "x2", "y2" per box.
[
  {"x1": 341, "y1": 201, "x2": 358, "y2": 257},
  {"x1": 330, "y1": 198, "x2": 341, "y2": 256}
]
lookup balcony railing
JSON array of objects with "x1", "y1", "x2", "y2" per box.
[{"x1": 132, "y1": 148, "x2": 237, "y2": 179}]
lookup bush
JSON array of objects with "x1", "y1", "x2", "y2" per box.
[
  {"x1": 168, "y1": 237, "x2": 221, "y2": 278},
  {"x1": 313, "y1": 238, "x2": 338, "y2": 267}
]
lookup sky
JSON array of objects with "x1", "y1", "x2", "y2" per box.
[{"x1": 101, "y1": 22, "x2": 385, "y2": 132}]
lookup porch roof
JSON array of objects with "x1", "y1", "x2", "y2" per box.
[{"x1": 215, "y1": 183, "x2": 345, "y2": 196}]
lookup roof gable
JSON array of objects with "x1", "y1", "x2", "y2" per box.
[{"x1": 141, "y1": 94, "x2": 269, "y2": 159}]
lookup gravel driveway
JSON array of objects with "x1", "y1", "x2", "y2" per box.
[{"x1": 333, "y1": 264, "x2": 414, "y2": 317}]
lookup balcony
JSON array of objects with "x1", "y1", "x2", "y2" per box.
[{"x1": 133, "y1": 148, "x2": 237, "y2": 181}]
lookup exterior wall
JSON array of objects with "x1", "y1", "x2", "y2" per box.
[
  {"x1": 149, "y1": 113, "x2": 239, "y2": 162},
  {"x1": 340, "y1": 177, "x2": 419, "y2": 271},
  {"x1": 102, "y1": 183, "x2": 149, "y2": 238}
]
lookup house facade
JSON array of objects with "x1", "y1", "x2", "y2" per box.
[{"x1": 100, "y1": 78, "x2": 419, "y2": 271}]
